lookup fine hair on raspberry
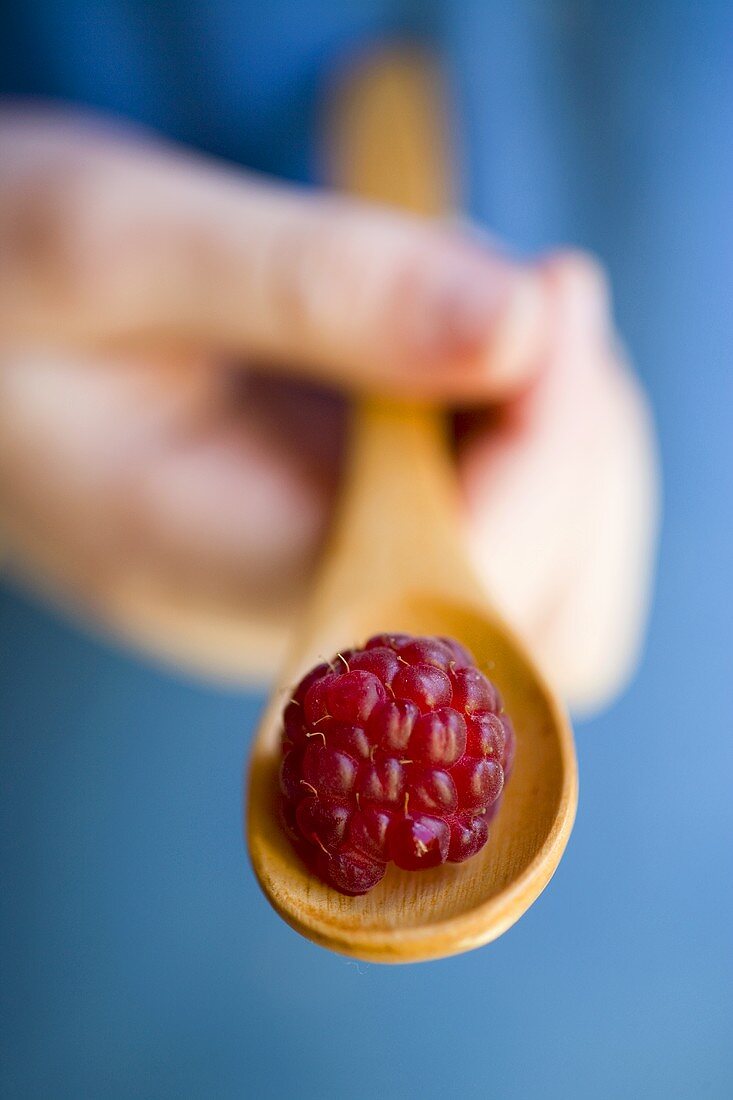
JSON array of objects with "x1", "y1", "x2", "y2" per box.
[{"x1": 278, "y1": 633, "x2": 515, "y2": 896}]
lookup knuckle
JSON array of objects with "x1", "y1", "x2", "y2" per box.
[
  {"x1": 1, "y1": 158, "x2": 87, "y2": 302},
  {"x1": 268, "y1": 214, "x2": 321, "y2": 330},
  {"x1": 265, "y1": 200, "x2": 375, "y2": 346},
  {"x1": 1, "y1": 143, "x2": 179, "y2": 333}
]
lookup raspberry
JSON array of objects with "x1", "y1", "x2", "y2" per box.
[{"x1": 279, "y1": 633, "x2": 514, "y2": 896}]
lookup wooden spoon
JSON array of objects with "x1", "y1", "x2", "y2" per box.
[{"x1": 247, "y1": 50, "x2": 578, "y2": 963}]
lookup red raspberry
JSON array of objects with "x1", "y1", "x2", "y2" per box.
[{"x1": 279, "y1": 634, "x2": 514, "y2": 896}]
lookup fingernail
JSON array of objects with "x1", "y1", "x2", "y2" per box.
[{"x1": 408, "y1": 264, "x2": 544, "y2": 371}]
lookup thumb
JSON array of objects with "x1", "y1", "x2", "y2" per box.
[{"x1": 1, "y1": 112, "x2": 545, "y2": 400}]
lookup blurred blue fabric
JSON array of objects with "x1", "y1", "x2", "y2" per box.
[{"x1": 1, "y1": 3, "x2": 732, "y2": 1098}]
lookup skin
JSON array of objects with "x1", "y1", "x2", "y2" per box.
[{"x1": 0, "y1": 105, "x2": 658, "y2": 712}]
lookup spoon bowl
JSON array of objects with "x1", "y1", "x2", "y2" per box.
[
  {"x1": 249, "y1": 593, "x2": 575, "y2": 962},
  {"x1": 246, "y1": 53, "x2": 578, "y2": 962}
]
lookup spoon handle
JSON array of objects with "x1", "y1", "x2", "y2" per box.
[
  {"x1": 324, "y1": 46, "x2": 452, "y2": 216},
  {"x1": 312, "y1": 51, "x2": 478, "y2": 606},
  {"x1": 323, "y1": 394, "x2": 474, "y2": 601}
]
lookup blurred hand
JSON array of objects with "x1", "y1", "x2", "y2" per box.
[{"x1": 0, "y1": 106, "x2": 657, "y2": 711}]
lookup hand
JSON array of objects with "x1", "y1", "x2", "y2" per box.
[{"x1": 0, "y1": 106, "x2": 657, "y2": 712}]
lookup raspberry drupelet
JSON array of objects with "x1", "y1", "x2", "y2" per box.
[{"x1": 278, "y1": 634, "x2": 515, "y2": 896}]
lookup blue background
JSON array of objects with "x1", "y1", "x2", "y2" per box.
[{"x1": 1, "y1": 3, "x2": 732, "y2": 1097}]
